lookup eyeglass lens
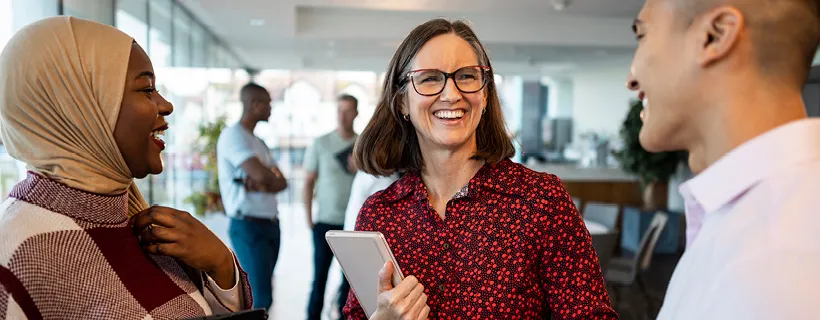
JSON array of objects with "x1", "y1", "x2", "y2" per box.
[{"x1": 410, "y1": 66, "x2": 487, "y2": 96}]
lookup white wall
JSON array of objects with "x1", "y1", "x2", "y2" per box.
[
  {"x1": 814, "y1": 50, "x2": 820, "y2": 65},
  {"x1": 569, "y1": 64, "x2": 634, "y2": 142}
]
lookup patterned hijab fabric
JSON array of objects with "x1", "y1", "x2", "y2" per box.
[{"x1": 0, "y1": 16, "x2": 148, "y2": 216}]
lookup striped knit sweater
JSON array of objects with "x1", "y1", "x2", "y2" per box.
[{"x1": 0, "y1": 173, "x2": 253, "y2": 319}]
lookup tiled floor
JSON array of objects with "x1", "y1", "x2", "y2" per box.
[{"x1": 201, "y1": 204, "x2": 681, "y2": 320}]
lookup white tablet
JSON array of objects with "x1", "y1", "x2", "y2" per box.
[{"x1": 325, "y1": 231, "x2": 404, "y2": 317}]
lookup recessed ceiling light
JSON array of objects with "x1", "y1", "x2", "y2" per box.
[
  {"x1": 250, "y1": 19, "x2": 266, "y2": 26},
  {"x1": 551, "y1": 0, "x2": 571, "y2": 11}
]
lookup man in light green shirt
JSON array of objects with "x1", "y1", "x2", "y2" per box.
[{"x1": 303, "y1": 94, "x2": 358, "y2": 320}]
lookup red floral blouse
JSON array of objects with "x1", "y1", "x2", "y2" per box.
[{"x1": 343, "y1": 159, "x2": 618, "y2": 319}]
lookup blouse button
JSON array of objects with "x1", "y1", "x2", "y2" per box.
[
  {"x1": 438, "y1": 284, "x2": 446, "y2": 291},
  {"x1": 443, "y1": 243, "x2": 450, "y2": 250}
]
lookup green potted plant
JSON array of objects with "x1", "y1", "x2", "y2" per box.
[
  {"x1": 613, "y1": 100, "x2": 685, "y2": 210},
  {"x1": 184, "y1": 116, "x2": 228, "y2": 216}
]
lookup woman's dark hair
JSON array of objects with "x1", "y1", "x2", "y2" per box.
[{"x1": 354, "y1": 18, "x2": 515, "y2": 176}]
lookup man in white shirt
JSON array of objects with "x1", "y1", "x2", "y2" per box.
[
  {"x1": 217, "y1": 83, "x2": 288, "y2": 311},
  {"x1": 627, "y1": 0, "x2": 820, "y2": 318},
  {"x1": 331, "y1": 170, "x2": 400, "y2": 314}
]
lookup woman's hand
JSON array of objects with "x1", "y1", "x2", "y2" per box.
[
  {"x1": 131, "y1": 206, "x2": 236, "y2": 289},
  {"x1": 370, "y1": 262, "x2": 430, "y2": 320}
]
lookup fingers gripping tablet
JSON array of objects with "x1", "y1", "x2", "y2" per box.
[{"x1": 325, "y1": 231, "x2": 404, "y2": 317}]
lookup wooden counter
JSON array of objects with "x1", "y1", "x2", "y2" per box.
[{"x1": 526, "y1": 163, "x2": 667, "y2": 210}]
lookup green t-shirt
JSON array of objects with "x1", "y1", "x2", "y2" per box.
[{"x1": 304, "y1": 130, "x2": 357, "y2": 225}]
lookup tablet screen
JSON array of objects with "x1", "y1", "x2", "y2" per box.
[{"x1": 326, "y1": 231, "x2": 403, "y2": 317}]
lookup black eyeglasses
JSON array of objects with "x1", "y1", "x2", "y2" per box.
[{"x1": 406, "y1": 66, "x2": 491, "y2": 96}]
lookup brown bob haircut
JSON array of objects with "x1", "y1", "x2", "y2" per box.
[{"x1": 354, "y1": 18, "x2": 515, "y2": 177}]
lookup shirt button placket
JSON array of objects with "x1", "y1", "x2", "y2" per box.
[{"x1": 437, "y1": 221, "x2": 449, "y2": 297}]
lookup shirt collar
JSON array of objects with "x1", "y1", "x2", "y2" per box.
[
  {"x1": 680, "y1": 118, "x2": 820, "y2": 214},
  {"x1": 401, "y1": 160, "x2": 496, "y2": 203}
]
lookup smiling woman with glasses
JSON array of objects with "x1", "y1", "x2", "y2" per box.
[{"x1": 344, "y1": 18, "x2": 618, "y2": 320}]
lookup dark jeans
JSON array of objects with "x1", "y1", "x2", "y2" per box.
[
  {"x1": 307, "y1": 222, "x2": 344, "y2": 320},
  {"x1": 229, "y1": 217, "x2": 281, "y2": 310}
]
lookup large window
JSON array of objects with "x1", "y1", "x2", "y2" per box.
[
  {"x1": 116, "y1": 0, "x2": 148, "y2": 48},
  {"x1": 243, "y1": 70, "x2": 382, "y2": 205},
  {"x1": 172, "y1": 7, "x2": 191, "y2": 68},
  {"x1": 0, "y1": 0, "x2": 527, "y2": 210},
  {"x1": 0, "y1": 0, "x2": 20, "y2": 198},
  {"x1": 191, "y1": 22, "x2": 206, "y2": 67},
  {"x1": 148, "y1": 0, "x2": 172, "y2": 68},
  {"x1": 0, "y1": 0, "x2": 247, "y2": 208},
  {"x1": 63, "y1": 0, "x2": 115, "y2": 25},
  {"x1": 10, "y1": 0, "x2": 58, "y2": 31},
  {"x1": 0, "y1": 0, "x2": 13, "y2": 50}
]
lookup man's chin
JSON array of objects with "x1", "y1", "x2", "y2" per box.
[{"x1": 639, "y1": 130, "x2": 675, "y2": 153}]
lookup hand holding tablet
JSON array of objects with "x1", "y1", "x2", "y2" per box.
[
  {"x1": 325, "y1": 231, "x2": 429, "y2": 319},
  {"x1": 371, "y1": 262, "x2": 430, "y2": 320}
]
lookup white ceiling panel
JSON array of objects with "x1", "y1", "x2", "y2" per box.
[{"x1": 180, "y1": 0, "x2": 643, "y2": 74}]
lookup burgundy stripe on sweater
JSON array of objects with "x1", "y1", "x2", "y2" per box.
[
  {"x1": 86, "y1": 226, "x2": 188, "y2": 312},
  {"x1": 0, "y1": 265, "x2": 42, "y2": 320}
]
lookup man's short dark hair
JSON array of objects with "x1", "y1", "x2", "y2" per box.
[
  {"x1": 240, "y1": 83, "x2": 268, "y2": 105},
  {"x1": 337, "y1": 94, "x2": 358, "y2": 108},
  {"x1": 674, "y1": 0, "x2": 820, "y2": 85}
]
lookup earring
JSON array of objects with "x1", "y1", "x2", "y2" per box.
[
  {"x1": 403, "y1": 114, "x2": 410, "y2": 121},
  {"x1": 482, "y1": 108, "x2": 487, "y2": 114}
]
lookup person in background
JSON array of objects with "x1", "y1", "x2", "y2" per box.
[
  {"x1": 0, "y1": 16, "x2": 251, "y2": 319},
  {"x1": 217, "y1": 83, "x2": 288, "y2": 311},
  {"x1": 344, "y1": 18, "x2": 617, "y2": 319},
  {"x1": 628, "y1": 0, "x2": 820, "y2": 318},
  {"x1": 303, "y1": 94, "x2": 359, "y2": 320},
  {"x1": 342, "y1": 172, "x2": 401, "y2": 232}
]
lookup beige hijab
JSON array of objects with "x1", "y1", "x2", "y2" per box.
[{"x1": 0, "y1": 16, "x2": 148, "y2": 216}]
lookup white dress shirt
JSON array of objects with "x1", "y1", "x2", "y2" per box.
[
  {"x1": 343, "y1": 171, "x2": 399, "y2": 231},
  {"x1": 658, "y1": 119, "x2": 820, "y2": 319}
]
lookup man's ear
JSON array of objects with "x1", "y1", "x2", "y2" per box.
[{"x1": 696, "y1": 5, "x2": 745, "y2": 67}]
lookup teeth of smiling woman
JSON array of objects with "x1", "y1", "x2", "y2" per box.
[
  {"x1": 434, "y1": 110, "x2": 465, "y2": 119},
  {"x1": 150, "y1": 130, "x2": 165, "y2": 139}
]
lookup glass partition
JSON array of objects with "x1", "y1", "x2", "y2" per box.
[
  {"x1": 116, "y1": 0, "x2": 148, "y2": 47},
  {"x1": 172, "y1": 4, "x2": 191, "y2": 68},
  {"x1": 62, "y1": 0, "x2": 114, "y2": 25}
]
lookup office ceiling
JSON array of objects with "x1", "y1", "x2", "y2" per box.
[{"x1": 180, "y1": 0, "x2": 644, "y2": 75}]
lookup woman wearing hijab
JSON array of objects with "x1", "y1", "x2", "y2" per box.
[{"x1": 0, "y1": 17, "x2": 252, "y2": 319}]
